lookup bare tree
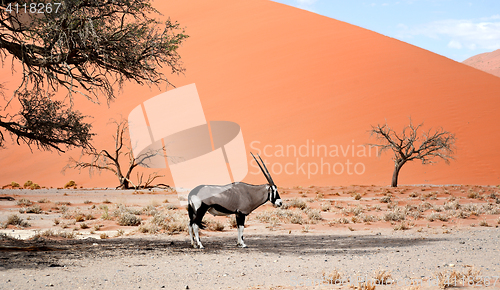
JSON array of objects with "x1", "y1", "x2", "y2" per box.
[
  {"x1": 369, "y1": 118, "x2": 456, "y2": 187},
  {"x1": 1, "y1": 0, "x2": 188, "y2": 151},
  {"x1": 66, "y1": 119, "x2": 168, "y2": 189}
]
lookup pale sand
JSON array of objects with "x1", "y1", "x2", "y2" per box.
[{"x1": 1, "y1": 186, "x2": 500, "y2": 289}]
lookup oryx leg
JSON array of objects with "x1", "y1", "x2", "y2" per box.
[
  {"x1": 188, "y1": 224, "x2": 195, "y2": 247},
  {"x1": 187, "y1": 204, "x2": 196, "y2": 247},
  {"x1": 236, "y1": 213, "x2": 247, "y2": 248},
  {"x1": 190, "y1": 203, "x2": 209, "y2": 249},
  {"x1": 192, "y1": 223, "x2": 203, "y2": 249}
]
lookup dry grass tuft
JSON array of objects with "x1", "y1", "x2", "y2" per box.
[
  {"x1": 256, "y1": 208, "x2": 304, "y2": 225},
  {"x1": 19, "y1": 204, "x2": 42, "y2": 214},
  {"x1": 320, "y1": 202, "x2": 331, "y2": 212},
  {"x1": 227, "y1": 215, "x2": 237, "y2": 228},
  {"x1": 427, "y1": 212, "x2": 449, "y2": 222},
  {"x1": 380, "y1": 196, "x2": 392, "y2": 203},
  {"x1": 5, "y1": 214, "x2": 30, "y2": 228},
  {"x1": 349, "y1": 282, "x2": 376, "y2": 290},
  {"x1": 36, "y1": 229, "x2": 75, "y2": 239},
  {"x1": 383, "y1": 207, "x2": 406, "y2": 222},
  {"x1": 16, "y1": 198, "x2": 32, "y2": 206},
  {"x1": 322, "y1": 268, "x2": 343, "y2": 284},
  {"x1": 393, "y1": 221, "x2": 410, "y2": 231},
  {"x1": 149, "y1": 211, "x2": 188, "y2": 234},
  {"x1": 306, "y1": 209, "x2": 323, "y2": 222},
  {"x1": 434, "y1": 267, "x2": 482, "y2": 289},
  {"x1": 479, "y1": 219, "x2": 490, "y2": 227},
  {"x1": 372, "y1": 269, "x2": 392, "y2": 284},
  {"x1": 285, "y1": 198, "x2": 308, "y2": 210},
  {"x1": 203, "y1": 217, "x2": 225, "y2": 231},
  {"x1": 118, "y1": 213, "x2": 142, "y2": 226},
  {"x1": 351, "y1": 192, "x2": 362, "y2": 200}
]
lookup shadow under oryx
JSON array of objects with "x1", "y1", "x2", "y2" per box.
[{"x1": 0, "y1": 232, "x2": 447, "y2": 270}]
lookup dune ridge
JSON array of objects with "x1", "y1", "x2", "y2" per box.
[
  {"x1": 463, "y1": 49, "x2": 500, "y2": 78},
  {"x1": 1, "y1": 0, "x2": 500, "y2": 188}
]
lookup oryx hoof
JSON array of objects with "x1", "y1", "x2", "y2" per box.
[{"x1": 237, "y1": 243, "x2": 248, "y2": 248}]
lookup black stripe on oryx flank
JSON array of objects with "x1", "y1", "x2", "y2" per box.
[{"x1": 210, "y1": 204, "x2": 235, "y2": 215}]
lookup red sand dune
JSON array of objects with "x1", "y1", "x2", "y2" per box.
[
  {"x1": 463, "y1": 49, "x2": 500, "y2": 78},
  {"x1": 1, "y1": 0, "x2": 500, "y2": 188}
]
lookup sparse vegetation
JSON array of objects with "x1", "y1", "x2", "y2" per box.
[
  {"x1": 20, "y1": 204, "x2": 42, "y2": 214},
  {"x1": 322, "y1": 268, "x2": 343, "y2": 284},
  {"x1": 434, "y1": 267, "x2": 482, "y2": 289},
  {"x1": 5, "y1": 214, "x2": 30, "y2": 228},
  {"x1": 203, "y1": 217, "x2": 225, "y2": 231},
  {"x1": 64, "y1": 180, "x2": 77, "y2": 189},
  {"x1": 394, "y1": 221, "x2": 410, "y2": 230},
  {"x1": 306, "y1": 209, "x2": 323, "y2": 222},
  {"x1": 118, "y1": 213, "x2": 142, "y2": 226},
  {"x1": 372, "y1": 270, "x2": 392, "y2": 285},
  {"x1": 320, "y1": 202, "x2": 331, "y2": 212},
  {"x1": 380, "y1": 196, "x2": 391, "y2": 203},
  {"x1": 16, "y1": 198, "x2": 32, "y2": 206},
  {"x1": 286, "y1": 198, "x2": 308, "y2": 210}
]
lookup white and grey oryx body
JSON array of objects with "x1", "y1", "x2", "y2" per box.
[{"x1": 188, "y1": 153, "x2": 282, "y2": 248}]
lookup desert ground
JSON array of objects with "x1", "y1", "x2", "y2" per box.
[{"x1": 1, "y1": 184, "x2": 500, "y2": 289}]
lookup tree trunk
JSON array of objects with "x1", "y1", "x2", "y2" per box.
[{"x1": 391, "y1": 160, "x2": 406, "y2": 187}]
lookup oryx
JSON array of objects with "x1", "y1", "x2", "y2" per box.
[{"x1": 187, "y1": 153, "x2": 282, "y2": 249}]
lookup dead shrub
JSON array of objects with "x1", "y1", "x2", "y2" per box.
[
  {"x1": 203, "y1": 217, "x2": 225, "y2": 231},
  {"x1": 444, "y1": 201, "x2": 460, "y2": 210},
  {"x1": 380, "y1": 196, "x2": 391, "y2": 203},
  {"x1": 16, "y1": 198, "x2": 32, "y2": 206},
  {"x1": 427, "y1": 212, "x2": 449, "y2": 222},
  {"x1": 64, "y1": 180, "x2": 76, "y2": 189},
  {"x1": 372, "y1": 269, "x2": 392, "y2": 284},
  {"x1": 322, "y1": 268, "x2": 343, "y2": 284},
  {"x1": 118, "y1": 213, "x2": 142, "y2": 226},
  {"x1": 306, "y1": 209, "x2": 323, "y2": 221},
  {"x1": 5, "y1": 214, "x2": 30, "y2": 227},
  {"x1": 227, "y1": 215, "x2": 237, "y2": 228},
  {"x1": 394, "y1": 221, "x2": 410, "y2": 231},
  {"x1": 23, "y1": 204, "x2": 42, "y2": 214},
  {"x1": 286, "y1": 199, "x2": 308, "y2": 210},
  {"x1": 383, "y1": 208, "x2": 406, "y2": 222},
  {"x1": 320, "y1": 202, "x2": 331, "y2": 212}
]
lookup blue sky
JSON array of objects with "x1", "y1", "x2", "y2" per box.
[{"x1": 270, "y1": 0, "x2": 500, "y2": 62}]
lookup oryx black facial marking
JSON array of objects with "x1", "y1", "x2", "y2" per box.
[{"x1": 187, "y1": 152, "x2": 282, "y2": 249}]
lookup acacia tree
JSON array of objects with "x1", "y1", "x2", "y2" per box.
[
  {"x1": 66, "y1": 119, "x2": 168, "y2": 189},
  {"x1": 369, "y1": 119, "x2": 456, "y2": 187},
  {"x1": 0, "y1": 0, "x2": 187, "y2": 152}
]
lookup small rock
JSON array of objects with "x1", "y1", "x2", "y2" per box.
[{"x1": 449, "y1": 264, "x2": 455, "y2": 267}]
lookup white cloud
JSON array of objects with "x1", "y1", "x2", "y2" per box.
[
  {"x1": 296, "y1": 0, "x2": 317, "y2": 4},
  {"x1": 397, "y1": 16, "x2": 500, "y2": 50},
  {"x1": 448, "y1": 40, "x2": 462, "y2": 49}
]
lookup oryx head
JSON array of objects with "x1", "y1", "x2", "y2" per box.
[{"x1": 251, "y1": 152, "x2": 282, "y2": 207}]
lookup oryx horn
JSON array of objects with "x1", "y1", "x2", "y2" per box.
[{"x1": 250, "y1": 152, "x2": 274, "y2": 185}]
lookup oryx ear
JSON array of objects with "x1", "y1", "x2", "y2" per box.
[{"x1": 251, "y1": 152, "x2": 272, "y2": 185}]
